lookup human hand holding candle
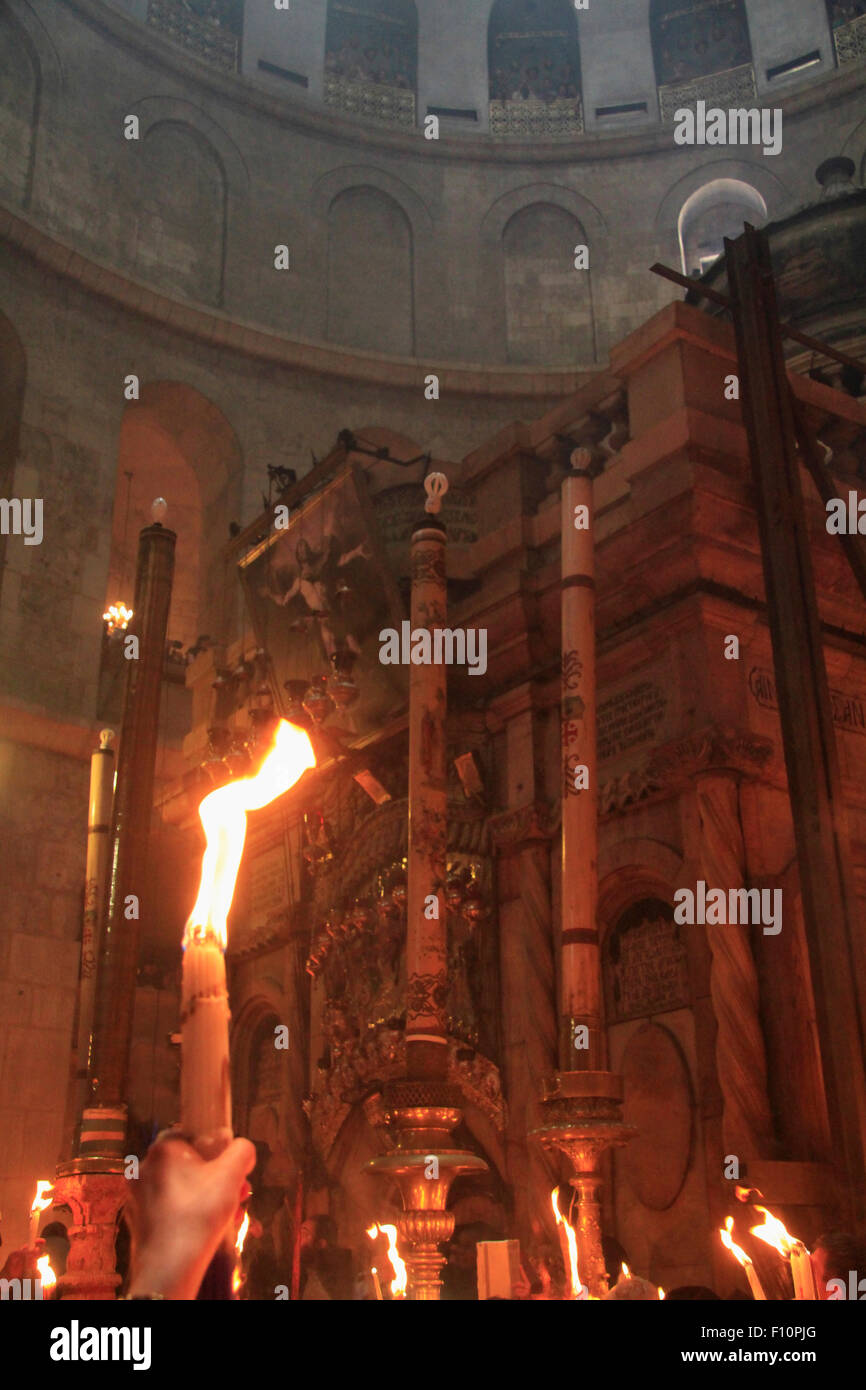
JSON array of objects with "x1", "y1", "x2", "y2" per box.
[{"x1": 126, "y1": 1132, "x2": 256, "y2": 1300}]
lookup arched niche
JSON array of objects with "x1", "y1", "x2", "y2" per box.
[
  {"x1": 107, "y1": 382, "x2": 242, "y2": 657},
  {"x1": 650, "y1": 0, "x2": 753, "y2": 88},
  {"x1": 487, "y1": 0, "x2": 583, "y2": 136},
  {"x1": 0, "y1": 8, "x2": 38, "y2": 206},
  {"x1": 324, "y1": 0, "x2": 418, "y2": 127},
  {"x1": 133, "y1": 121, "x2": 227, "y2": 306},
  {"x1": 678, "y1": 176, "x2": 768, "y2": 275},
  {"x1": 326, "y1": 187, "x2": 415, "y2": 355},
  {"x1": 502, "y1": 203, "x2": 595, "y2": 365}
]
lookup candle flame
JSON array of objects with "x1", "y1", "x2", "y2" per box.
[
  {"x1": 551, "y1": 1188, "x2": 583, "y2": 1299},
  {"x1": 367, "y1": 1223, "x2": 407, "y2": 1297},
  {"x1": 235, "y1": 1210, "x2": 250, "y2": 1256},
  {"x1": 749, "y1": 1206, "x2": 806, "y2": 1258},
  {"x1": 36, "y1": 1255, "x2": 56, "y2": 1291},
  {"x1": 720, "y1": 1215, "x2": 754, "y2": 1270},
  {"x1": 658, "y1": 1286, "x2": 666, "y2": 1300},
  {"x1": 30, "y1": 1181, "x2": 54, "y2": 1215},
  {"x1": 184, "y1": 721, "x2": 315, "y2": 950},
  {"x1": 621, "y1": 1261, "x2": 630, "y2": 1281}
]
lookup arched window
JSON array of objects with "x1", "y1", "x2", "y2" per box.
[
  {"x1": 503, "y1": 204, "x2": 594, "y2": 365},
  {"x1": 326, "y1": 187, "x2": 415, "y2": 355},
  {"x1": 488, "y1": 0, "x2": 583, "y2": 137},
  {"x1": 678, "y1": 178, "x2": 768, "y2": 276},
  {"x1": 324, "y1": 1, "x2": 417, "y2": 128},
  {"x1": 651, "y1": 0, "x2": 754, "y2": 122},
  {"x1": 826, "y1": 1, "x2": 866, "y2": 66},
  {"x1": 146, "y1": 0, "x2": 243, "y2": 73}
]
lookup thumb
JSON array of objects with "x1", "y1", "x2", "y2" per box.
[{"x1": 213, "y1": 1137, "x2": 256, "y2": 1186}]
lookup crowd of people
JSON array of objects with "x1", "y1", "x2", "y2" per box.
[
  {"x1": 324, "y1": 31, "x2": 415, "y2": 90},
  {"x1": 489, "y1": 51, "x2": 580, "y2": 104},
  {"x1": 4, "y1": 1129, "x2": 863, "y2": 1301}
]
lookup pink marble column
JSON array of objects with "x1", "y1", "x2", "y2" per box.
[
  {"x1": 405, "y1": 482, "x2": 449, "y2": 1082},
  {"x1": 559, "y1": 448, "x2": 603, "y2": 1071}
]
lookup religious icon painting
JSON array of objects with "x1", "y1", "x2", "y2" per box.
[{"x1": 238, "y1": 463, "x2": 407, "y2": 741}]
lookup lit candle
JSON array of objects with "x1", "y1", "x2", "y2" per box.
[
  {"x1": 181, "y1": 720, "x2": 315, "y2": 1144},
  {"x1": 371, "y1": 1267, "x2": 384, "y2": 1301},
  {"x1": 29, "y1": 1181, "x2": 54, "y2": 1247},
  {"x1": 790, "y1": 1243, "x2": 817, "y2": 1301},
  {"x1": 720, "y1": 1217, "x2": 767, "y2": 1300}
]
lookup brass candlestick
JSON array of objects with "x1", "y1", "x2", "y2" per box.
[{"x1": 366, "y1": 1081, "x2": 487, "y2": 1300}]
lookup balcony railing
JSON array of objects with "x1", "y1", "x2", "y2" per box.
[
  {"x1": 323, "y1": 75, "x2": 416, "y2": 128},
  {"x1": 489, "y1": 96, "x2": 584, "y2": 138},
  {"x1": 658, "y1": 62, "x2": 757, "y2": 125},
  {"x1": 147, "y1": 0, "x2": 239, "y2": 74},
  {"x1": 834, "y1": 13, "x2": 866, "y2": 66}
]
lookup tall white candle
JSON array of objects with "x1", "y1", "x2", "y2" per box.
[
  {"x1": 790, "y1": 1244, "x2": 817, "y2": 1300},
  {"x1": 181, "y1": 933, "x2": 232, "y2": 1143},
  {"x1": 180, "y1": 720, "x2": 315, "y2": 1144}
]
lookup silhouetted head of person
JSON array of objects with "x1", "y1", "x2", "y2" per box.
[
  {"x1": 812, "y1": 1231, "x2": 866, "y2": 1299},
  {"x1": 665, "y1": 1285, "x2": 721, "y2": 1300}
]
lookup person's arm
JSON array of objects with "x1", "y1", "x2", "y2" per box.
[{"x1": 125, "y1": 1133, "x2": 255, "y2": 1300}]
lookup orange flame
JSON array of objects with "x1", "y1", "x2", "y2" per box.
[
  {"x1": 367, "y1": 1223, "x2": 407, "y2": 1298},
  {"x1": 551, "y1": 1188, "x2": 583, "y2": 1299},
  {"x1": 658, "y1": 1286, "x2": 666, "y2": 1300},
  {"x1": 184, "y1": 721, "x2": 315, "y2": 950},
  {"x1": 621, "y1": 1261, "x2": 631, "y2": 1282},
  {"x1": 36, "y1": 1255, "x2": 56, "y2": 1291},
  {"x1": 720, "y1": 1215, "x2": 753, "y2": 1270},
  {"x1": 749, "y1": 1206, "x2": 804, "y2": 1258},
  {"x1": 30, "y1": 1181, "x2": 54, "y2": 1215},
  {"x1": 235, "y1": 1210, "x2": 250, "y2": 1256}
]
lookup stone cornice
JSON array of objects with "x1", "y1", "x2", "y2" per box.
[
  {"x1": 64, "y1": 0, "x2": 866, "y2": 166},
  {"x1": 0, "y1": 201, "x2": 583, "y2": 396}
]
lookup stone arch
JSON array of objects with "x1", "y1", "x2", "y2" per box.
[
  {"x1": 653, "y1": 158, "x2": 793, "y2": 272},
  {"x1": 326, "y1": 185, "x2": 415, "y2": 355},
  {"x1": 108, "y1": 382, "x2": 243, "y2": 655},
  {"x1": 677, "y1": 176, "x2": 768, "y2": 275},
  {"x1": 503, "y1": 202, "x2": 595, "y2": 365},
  {"x1": 480, "y1": 183, "x2": 605, "y2": 367},
  {"x1": 324, "y1": 0, "x2": 418, "y2": 127},
  {"x1": 650, "y1": 0, "x2": 753, "y2": 88}
]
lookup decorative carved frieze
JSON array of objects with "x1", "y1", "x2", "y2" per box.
[
  {"x1": 658, "y1": 64, "x2": 757, "y2": 126},
  {"x1": 305, "y1": 1031, "x2": 506, "y2": 1156},
  {"x1": 146, "y1": 0, "x2": 239, "y2": 73},
  {"x1": 597, "y1": 727, "x2": 774, "y2": 817},
  {"x1": 834, "y1": 14, "x2": 866, "y2": 65},
  {"x1": 489, "y1": 98, "x2": 584, "y2": 138},
  {"x1": 489, "y1": 800, "x2": 554, "y2": 852},
  {"x1": 324, "y1": 75, "x2": 416, "y2": 128}
]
